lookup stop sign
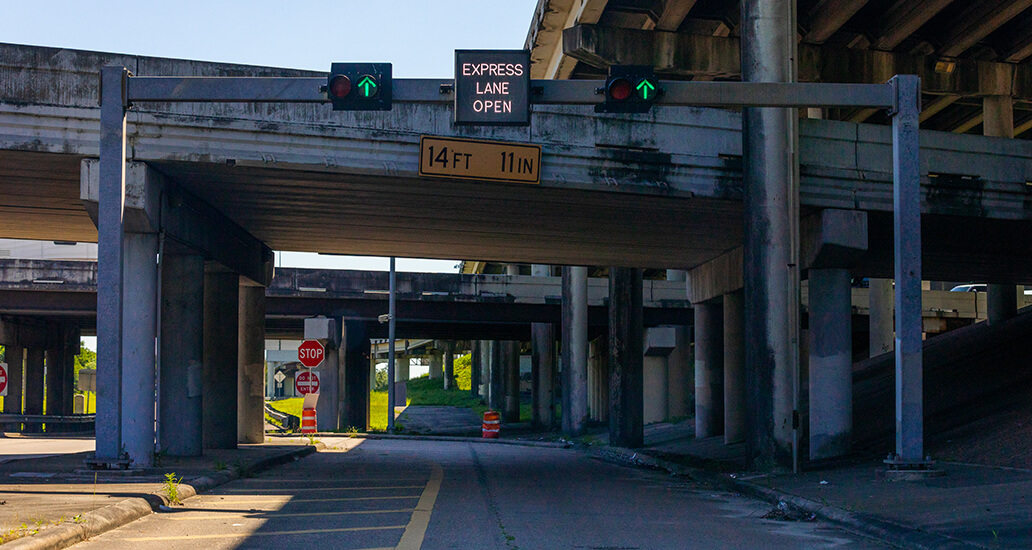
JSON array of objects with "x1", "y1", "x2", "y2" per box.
[
  {"x1": 297, "y1": 339, "x2": 325, "y2": 368},
  {"x1": 295, "y1": 370, "x2": 320, "y2": 395},
  {"x1": 0, "y1": 362, "x2": 7, "y2": 397}
]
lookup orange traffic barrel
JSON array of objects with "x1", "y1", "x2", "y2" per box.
[
  {"x1": 482, "y1": 411, "x2": 500, "y2": 439},
  {"x1": 301, "y1": 408, "x2": 317, "y2": 434}
]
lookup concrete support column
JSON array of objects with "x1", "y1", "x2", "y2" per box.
[
  {"x1": 394, "y1": 355, "x2": 409, "y2": 408},
  {"x1": 506, "y1": 264, "x2": 520, "y2": 276},
  {"x1": 159, "y1": 254, "x2": 204, "y2": 456},
  {"x1": 742, "y1": 0, "x2": 800, "y2": 469},
  {"x1": 868, "y1": 278, "x2": 894, "y2": 357},
  {"x1": 3, "y1": 345, "x2": 24, "y2": 414},
  {"x1": 203, "y1": 271, "x2": 239, "y2": 450},
  {"x1": 429, "y1": 347, "x2": 443, "y2": 380},
  {"x1": 121, "y1": 233, "x2": 158, "y2": 465},
  {"x1": 470, "y1": 341, "x2": 482, "y2": 399},
  {"x1": 502, "y1": 341, "x2": 520, "y2": 423},
  {"x1": 45, "y1": 326, "x2": 79, "y2": 417},
  {"x1": 238, "y1": 283, "x2": 266, "y2": 443},
  {"x1": 666, "y1": 270, "x2": 691, "y2": 419},
  {"x1": 609, "y1": 267, "x2": 644, "y2": 449},
  {"x1": 342, "y1": 321, "x2": 371, "y2": 431},
  {"x1": 488, "y1": 342, "x2": 504, "y2": 411},
  {"x1": 808, "y1": 269, "x2": 854, "y2": 460},
  {"x1": 984, "y1": 95, "x2": 1017, "y2": 325},
  {"x1": 694, "y1": 302, "x2": 724, "y2": 438},
  {"x1": 642, "y1": 353, "x2": 668, "y2": 424},
  {"x1": 724, "y1": 291, "x2": 746, "y2": 444},
  {"x1": 316, "y1": 328, "x2": 342, "y2": 433},
  {"x1": 23, "y1": 349, "x2": 45, "y2": 432},
  {"x1": 444, "y1": 342, "x2": 456, "y2": 390},
  {"x1": 531, "y1": 264, "x2": 556, "y2": 430},
  {"x1": 562, "y1": 266, "x2": 588, "y2": 436}
]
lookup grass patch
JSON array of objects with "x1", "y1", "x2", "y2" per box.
[{"x1": 268, "y1": 390, "x2": 409, "y2": 433}]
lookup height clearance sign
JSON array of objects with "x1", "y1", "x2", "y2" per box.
[{"x1": 454, "y1": 50, "x2": 530, "y2": 126}]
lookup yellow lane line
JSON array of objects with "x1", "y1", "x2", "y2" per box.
[
  {"x1": 222, "y1": 485, "x2": 424, "y2": 493},
  {"x1": 396, "y1": 463, "x2": 443, "y2": 550},
  {"x1": 124, "y1": 525, "x2": 406, "y2": 542},
  {"x1": 163, "y1": 509, "x2": 415, "y2": 521}
]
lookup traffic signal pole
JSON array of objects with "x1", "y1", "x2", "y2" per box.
[{"x1": 96, "y1": 66, "x2": 924, "y2": 471}]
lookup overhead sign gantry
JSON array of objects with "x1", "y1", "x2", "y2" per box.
[{"x1": 93, "y1": 52, "x2": 925, "y2": 474}]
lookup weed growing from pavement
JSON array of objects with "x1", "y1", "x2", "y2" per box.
[
  {"x1": 162, "y1": 472, "x2": 184, "y2": 505},
  {"x1": 344, "y1": 425, "x2": 359, "y2": 437},
  {"x1": 213, "y1": 460, "x2": 228, "y2": 472}
]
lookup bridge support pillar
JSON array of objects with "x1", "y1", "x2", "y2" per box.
[
  {"x1": 742, "y1": 0, "x2": 800, "y2": 469},
  {"x1": 665, "y1": 270, "x2": 691, "y2": 420},
  {"x1": 471, "y1": 341, "x2": 483, "y2": 399},
  {"x1": 486, "y1": 342, "x2": 502, "y2": 410},
  {"x1": 444, "y1": 342, "x2": 456, "y2": 390},
  {"x1": 502, "y1": 341, "x2": 520, "y2": 423},
  {"x1": 724, "y1": 291, "x2": 746, "y2": 444},
  {"x1": 203, "y1": 271, "x2": 239, "y2": 450},
  {"x1": 45, "y1": 325, "x2": 80, "y2": 417},
  {"x1": 159, "y1": 254, "x2": 204, "y2": 456},
  {"x1": 343, "y1": 321, "x2": 371, "y2": 431},
  {"x1": 984, "y1": 95, "x2": 1018, "y2": 326},
  {"x1": 808, "y1": 268, "x2": 853, "y2": 460},
  {"x1": 609, "y1": 267, "x2": 643, "y2": 448},
  {"x1": 3, "y1": 345, "x2": 24, "y2": 415},
  {"x1": 121, "y1": 233, "x2": 158, "y2": 465},
  {"x1": 24, "y1": 349, "x2": 45, "y2": 432},
  {"x1": 532, "y1": 264, "x2": 556, "y2": 430},
  {"x1": 429, "y1": 347, "x2": 443, "y2": 380},
  {"x1": 238, "y1": 283, "x2": 266, "y2": 443},
  {"x1": 694, "y1": 302, "x2": 724, "y2": 439},
  {"x1": 562, "y1": 266, "x2": 588, "y2": 436},
  {"x1": 869, "y1": 279, "x2": 894, "y2": 357}
]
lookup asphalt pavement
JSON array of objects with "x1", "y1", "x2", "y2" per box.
[{"x1": 66, "y1": 437, "x2": 889, "y2": 550}]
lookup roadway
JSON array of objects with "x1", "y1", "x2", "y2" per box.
[{"x1": 69, "y1": 438, "x2": 889, "y2": 549}]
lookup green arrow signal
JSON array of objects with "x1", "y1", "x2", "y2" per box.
[
  {"x1": 357, "y1": 75, "x2": 378, "y2": 97},
  {"x1": 636, "y1": 78, "x2": 656, "y2": 100}
]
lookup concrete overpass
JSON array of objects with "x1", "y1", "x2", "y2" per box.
[{"x1": 2, "y1": 22, "x2": 1032, "y2": 471}]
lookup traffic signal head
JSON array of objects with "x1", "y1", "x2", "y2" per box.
[
  {"x1": 327, "y1": 63, "x2": 392, "y2": 111},
  {"x1": 595, "y1": 65, "x2": 661, "y2": 114}
]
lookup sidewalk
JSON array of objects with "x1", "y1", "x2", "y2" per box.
[
  {"x1": 0, "y1": 434, "x2": 319, "y2": 548},
  {"x1": 599, "y1": 420, "x2": 1032, "y2": 550}
]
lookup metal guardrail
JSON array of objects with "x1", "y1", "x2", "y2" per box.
[
  {"x1": 0, "y1": 413, "x2": 95, "y2": 433},
  {"x1": 264, "y1": 403, "x2": 299, "y2": 432}
]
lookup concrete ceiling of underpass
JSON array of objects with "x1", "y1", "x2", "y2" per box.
[{"x1": 150, "y1": 160, "x2": 743, "y2": 270}]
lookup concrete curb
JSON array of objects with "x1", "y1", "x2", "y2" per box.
[
  {"x1": 295, "y1": 432, "x2": 572, "y2": 449},
  {"x1": 591, "y1": 446, "x2": 983, "y2": 550},
  {"x1": 1, "y1": 444, "x2": 321, "y2": 550}
]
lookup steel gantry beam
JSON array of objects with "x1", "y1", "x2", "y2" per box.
[{"x1": 96, "y1": 67, "x2": 926, "y2": 470}]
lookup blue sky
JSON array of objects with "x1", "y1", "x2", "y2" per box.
[{"x1": 2, "y1": 0, "x2": 540, "y2": 272}]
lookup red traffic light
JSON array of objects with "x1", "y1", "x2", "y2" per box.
[
  {"x1": 607, "y1": 78, "x2": 632, "y2": 101},
  {"x1": 329, "y1": 75, "x2": 352, "y2": 98}
]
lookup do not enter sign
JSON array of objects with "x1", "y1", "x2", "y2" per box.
[
  {"x1": 297, "y1": 339, "x2": 325, "y2": 368},
  {"x1": 295, "y1": 371, "x2": 320, "y2": 395},
  {"x1": 0, "y1": 362, "x2": 7, "y2": 397}
]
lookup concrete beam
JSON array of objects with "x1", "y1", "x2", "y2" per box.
[
  {"x1": 652, "y1": 0, "x2": 698, "y2": 32},
  {"x1": 82, "y1": 160, "x2": 273, "y2": 286},
  {"x1": 872, "y1": 0, "x2": 953, "y2": 51},
  {"x1": 687, "y1": 248, "x2": 743, "y2": 305},
  {"x1": 800, "y1": 209, "x2": 868, "y2": 271},
  {"x1": 940, "y1": 0, "x2": 1032, "y2": 58},
  {"x1": 803, "y1": 0, "x2": 869, "y2": 44},
  {"x1": 563, "y1": 24, "x2": 1032, "y2": 101}
]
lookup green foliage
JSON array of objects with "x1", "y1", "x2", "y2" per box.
[
  {"x1": 406, "y1": 374, "x2": 483, "y2": 409},
  {"x1": 73, "y1": 343, "x2": 96, "y2": 393},
  {"x1": 453, "y1": 353, "x2": 472, "y2": 391},
  {"x1": 374, "y1": 366, "x2": 390, "y2": 391},
  {"x1": 162, "y1": 472, "x2": 183, "y2": 505}
]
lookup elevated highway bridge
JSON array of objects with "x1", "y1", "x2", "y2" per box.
[{"x1": 2, "y1": 23, "x2": 1031, "y2": 471}]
